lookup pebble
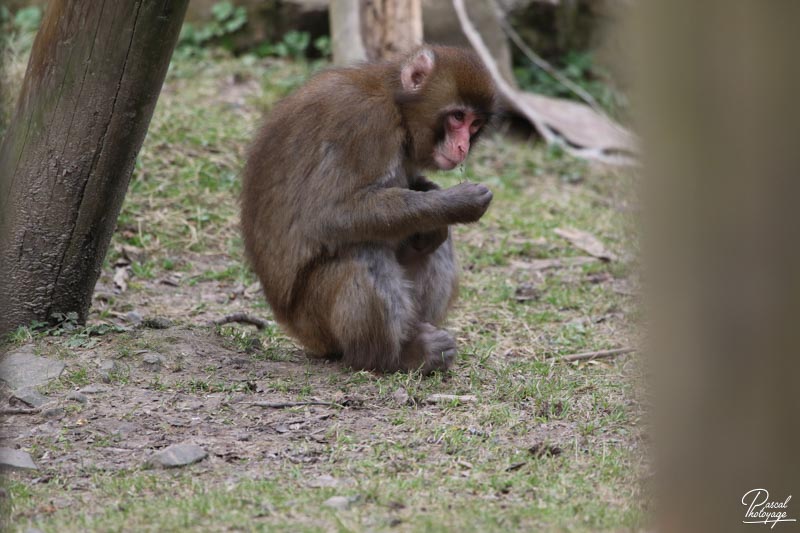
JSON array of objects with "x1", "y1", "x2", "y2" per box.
[
  {"x1": 308, "y1": 475, "x2": 341, "y2": 488},
  {"x1": 79, "y1": 385, "x2": 107, "y2": 394},
  {"x1": 392, "y1": 387, "x2": 410, "y2": 405},
  {"x1": 145, "y1": 443, "x2": 207, "y2": 469},
  {"x1": 42, "y1": 407, "x2": 66, "y2": 419},
  {"x1": 0, "y1": 447, "x2": 38, "y2": 471},
  {"x1": 66, "y1": 391, "x2": 88, "y2": 404},
  {"x1": 98, "y1": 359, "x2": 122, "y2": 383},
  {"x1": 323, "y1": 496, "x2": 358, "y2": 511},
  {"x1": 141, "y1": 352, "x2": 166, "y2": 369},
  {"x1": 125, "y1": 311, "x2": 143, "y2": 324}
]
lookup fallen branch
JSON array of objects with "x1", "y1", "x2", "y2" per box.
[
  {"x1": 558, "y1": 347, "x2": 636, "y2": 362},
  {"x1": 424, "y1": 394, "x2": 477, "y2": 405},
  {"x1": 211, "y1": 313, "x2": 270, "y2": 330},
  {"x1": 249, "y1": 401, "x2": 344, "y2": 409},
  {"x1": 0, "y1": 407, "x2": 42, "y2": 415}
]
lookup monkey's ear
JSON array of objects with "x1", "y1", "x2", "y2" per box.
[{"x1": 400, "y1": 48, "x2": 435, "y2": 93}]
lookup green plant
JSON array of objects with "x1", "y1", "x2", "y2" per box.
[
  {"x1": 178, "y1": 1, "x2": 247, "y2": 51},
  {"x1": 0, "y1": 5, "x2": 41, "y2": 52},
  {"x1": 12, "y1": 5, "x2": 41, "y2": 33},
  {"x1": 313, "y1": 35, "x2": 332, "y2": 58},
  {"x1": 514, "y1": 51, "x2": 627, "y2": 117},
  {"x1": 256, "y1": 31, "x2": 311, "y2": 61}
]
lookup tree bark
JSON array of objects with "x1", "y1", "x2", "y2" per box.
[
  {"x1": 0, "y1": 0, "x2": 189, "y2": 335},
  {"x1": 330, "y1": 0, "x2": 422, "y2": 65},
  {"x1": 330, "y1": 0, "x2": 368, "y2": 65},
  {"x1": 360, "y1": 0, "x2": 422, "y2": 61}
]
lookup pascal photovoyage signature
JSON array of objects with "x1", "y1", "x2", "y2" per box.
[{"x1": 742, "y1": 488, "x2": 796, "y2": 529}]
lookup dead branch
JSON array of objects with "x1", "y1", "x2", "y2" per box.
[
  {"x1": 211, "y1": 313, "x2": 271, "y2": 330},
  {"x1": 0, "y1": 407, "x2": 42, "y2": 415},
  {"x1": 248, "y1": 401, "x2": 344, "y2": 409},
  {"x1": 558, "y1": 347, "x2": 636, "y2": 362}
]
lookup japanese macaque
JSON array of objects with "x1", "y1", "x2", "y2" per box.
[{"x1": 241, "y1": 46, "x2": 496, "y2": 373}]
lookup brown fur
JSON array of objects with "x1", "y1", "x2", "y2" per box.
[{"x1": 241, "y1": 46, "x2": 495, "y2": 373}]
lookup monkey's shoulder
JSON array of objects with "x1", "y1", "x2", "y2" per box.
[{"x1": 285, "y1": 69, "x2": 400, "y2": 123}]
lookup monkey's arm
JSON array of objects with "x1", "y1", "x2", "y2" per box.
[
  {"x1": 397, "y1": 176, "x2": 450, "y2": 263},
  {"x1": 321, "y1": 182, "x2": 492, "y2": 244}
]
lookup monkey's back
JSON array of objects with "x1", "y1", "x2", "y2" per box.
[{"x1": 241, "y1": 66, "x2": 406, "y2": 320}]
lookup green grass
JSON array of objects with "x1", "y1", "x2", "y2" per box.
[{"x1": 1, "y1": 39, "x2": 644, "y2": 532}]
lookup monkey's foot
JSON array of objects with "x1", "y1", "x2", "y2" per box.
[{"x1": 408, "y1": 323, "x2": 457, "y2": 374}]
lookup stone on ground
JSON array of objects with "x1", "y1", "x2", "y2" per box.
[
  {"x1": 0, "y1": 447, "x2": 38, "y2": 471},
  {"x1": 146, "y1": 443, "x2": 207, "y2": 468},
  {"x1": 0, "y1": 345, "x2": 65, "y2": 389}
]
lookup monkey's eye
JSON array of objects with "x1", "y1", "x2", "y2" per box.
[{"x1": 452, "y1": 110, "x2": 466, "y2": 123}]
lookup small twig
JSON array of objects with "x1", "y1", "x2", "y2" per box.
[
  {"x1": 212, "y1": 313, "x2": 270, "y2": 330},
  {"x1": 248, "y1": 401, "x2": 344, "y2": 409},
  {"x1": 558, "y1": 348, "x2": 636, "y2": 362},
  {"x1": 0, "y1": 407, "x2": 42, "y2": 415}
]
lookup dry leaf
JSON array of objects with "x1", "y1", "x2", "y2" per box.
[{"x1": 554, "y1": 228, "x2": 617, "y2": 261}]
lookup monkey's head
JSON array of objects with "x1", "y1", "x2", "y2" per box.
[{"x1": 397, "y1": 46, "x2": 496, "y2": 171}]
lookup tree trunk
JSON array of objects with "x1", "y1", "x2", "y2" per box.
[
  {"x1": 330, "y1": 0, "x2": 368, "y2": 65},
  {"x1": 360, "y1": 0, "x2": 422, "y2": 61},
  {"x1": 330, "y1": 0, "x2": 422, "y2": 65},
  {"x1": 639, "y1": 2, "x2": 800, "y2": 532},
  {"x1": 0, "y1": 0, "x2": 189, "y2": 335}
]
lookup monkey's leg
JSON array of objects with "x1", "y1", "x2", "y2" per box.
[
  {"x1": 395, "y1": 234, "x2": 461, "y2": 373},
  {"x1": 406, "y1": 233, "x2": 459, "y2": 326},
  {"x1": 307, "y1": 247, "x2": 417, "y2": 372},
  {"x1": 293, "y1": 245, "x2": 456, "y2": 374}
]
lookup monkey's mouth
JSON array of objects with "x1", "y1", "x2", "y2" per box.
[{"x1": 433, "y1": 152, "x2": 460, "y2": 170}]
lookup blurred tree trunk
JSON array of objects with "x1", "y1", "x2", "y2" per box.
[
  {"x1": 0, "y1": 0, "x2": 189, "y2": 335},
  {"x1": 639, "y1": 2, "x2": 800, "y2": 532},
  {"x1": 330, "y1": 0, "x2": 422, "y2": 64}
]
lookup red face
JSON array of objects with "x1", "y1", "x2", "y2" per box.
[{"x1": 432, "y1": 109, "x2": 485, "y2": 170}]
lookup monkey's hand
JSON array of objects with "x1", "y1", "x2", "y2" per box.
[
  {"x1": 397, "y1": 226, "x2": 449, "y2": 265},
  {"x1": 442, "y1": 182, "x2": 493, "y2": 224},
  {"x1": 410, "y1": 175, "x2": 441, "y2": 192}
]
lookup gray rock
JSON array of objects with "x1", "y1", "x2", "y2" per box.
[
  {"x1": 12, "y1": 387, "x2": 49, "y2": 408},
  {"x1": 392, "y1": 387, "x2": 410, "y2": 406},
  {"x1": 323, "y1": 495, "x2": 359, "y2": 511},
  {"x1": 308, "y1": 474, "x2": 341, "y2": 488},
  {"x1": 98, "y1": 359, "x2": 123, "y2": 383},
  {"x1": 0, "y1": 345, "x2": 65, "y2": 389},
  {"x1": 141, "y1": 352, "x2": 166, "y2": 369},
  {"x1": 99, "y1": 360, "x2": 120, "y2": 373},
  {"x1": 66, "y1": 391, "x2": 88, "y2": 404},
  {"x1": 146, "y1": 443, "x2": 207, "y2": 469},
  {"x1": 0, "y1": 447, "x2": 38, "y2": 471},
  {"x1": 42, "y1": 406, "x2": 66, "y2": 419},
  {"x1": 125, "y1": 311, "x2": 143, "y2": 324},
  {"x1": 79, "y1": 385, "x2": 107, "y2": 394}
]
